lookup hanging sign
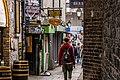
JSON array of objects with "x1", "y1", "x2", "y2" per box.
[
  {"x1": 25, "y1": 0, "x2": 40, "y2": 23},
  {"x1": 0, "y1": 0, "x2": 9, "y2": 27},
  {"x1": 70, "y1": 0, "x2": 83, "y2": 8},
  {"x1": 49, "y1": 18, "x2": 61, "y2": 26},
  {"x1": 48, "y1": 10, "x2": 62, "y2": 16}
]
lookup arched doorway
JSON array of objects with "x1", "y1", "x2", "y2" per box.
[{"x1": 0, "y1": 0, "x2": 9, "y2": 66}]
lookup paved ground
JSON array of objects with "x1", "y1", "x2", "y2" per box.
[{"x1": 29, "y1": 63, "x2": 83, "y2": 80}]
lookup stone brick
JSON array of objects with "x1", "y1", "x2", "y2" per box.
[
  {"x1": 3, "y1": 27, "x2": 10, "y2": 66},
  {"x1": 102, "y1": 0, "x2": 120, "y2": 80},
  {"x1": 84, "y1": 0, "x2": 103, "y2": 79}
]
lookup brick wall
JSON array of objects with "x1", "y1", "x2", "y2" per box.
[
  {"x1": 3, "y1": 28, "x2": 10, "y2": 66},
  {"x1": 2, "y1": 0, "x2": 15, "y2": 66},
  {"x1": 102, "y1": 0, "x2": 120, "y2": 80},
  {"x1": 84, "y1": 0, "x2": 103, "y2": 80}
]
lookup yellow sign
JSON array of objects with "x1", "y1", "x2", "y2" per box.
[
  {"x1": 48, "y1": 10, "x2": 62, "y2": 16},
  {"x1": 18, "y1": 43, "x2": 22, "y2": 48}
]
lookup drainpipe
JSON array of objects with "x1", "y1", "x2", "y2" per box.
[
  {"x1": 59, "y1": 0, "x2": 61, "y2": 19},
  {"x1": 21, "y1": 0, "x2": 26, "y2": 60}
]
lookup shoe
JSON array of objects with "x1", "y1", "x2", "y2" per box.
[{"x1": 68, "y1": 77, "x2": 71, "y2": 80}]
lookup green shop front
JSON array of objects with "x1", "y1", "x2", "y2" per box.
[
  {"x1": 41, "y1": 24, "x2": 55, "y2": 73},
  {"x1": 53, "y1": 25, "x2": 66, "y2": 65}
]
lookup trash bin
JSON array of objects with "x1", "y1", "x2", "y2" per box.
[
  {"x1": 0, "y1": 66, "x2": 11, "y2": 80},
  {"x1": 12, "y1": 60, "x2": 29, "y2": 80}
]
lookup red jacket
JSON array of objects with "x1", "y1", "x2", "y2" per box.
[{"x1": 58, "y1": 42, "x2": 75, "y2": 65}]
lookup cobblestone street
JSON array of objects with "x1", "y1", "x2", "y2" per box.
[{"x1": 29, "y1": 63, "x2": 83, "y2": 80}]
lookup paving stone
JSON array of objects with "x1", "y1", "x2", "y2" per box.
[{"x1": 29, "y1": 64, "x2": 83, "y2": 80}]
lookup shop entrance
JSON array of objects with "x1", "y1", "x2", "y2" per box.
[{"x1": 26, "y1": 34, "x2": 40, "y2": 75}]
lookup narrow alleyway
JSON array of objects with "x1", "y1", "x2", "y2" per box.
[{"x1": 29, "y1": 63, "x2": 83, "y2": 80}]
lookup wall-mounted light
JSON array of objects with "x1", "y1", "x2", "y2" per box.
[
  {"x1": 91, "y1": 10, "x2": 94, "y2": 17},
  {"x1": 66, "y1": 20, "x2": 71, "y2": 27}
]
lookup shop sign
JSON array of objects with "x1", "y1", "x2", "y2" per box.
[
  {"x1": 27, "y1": 26, "x2": 44, "y2": 34},
  {"x1": 25, "y1": 0, "x2": 40, "y2": 23},
  {"x1": 56, "y1": 25, "x2": 65, "y2": 32},
  {"x1": 42, "y1": 25, "x2": 55, "y2": 33},
  {"x1": 0, "y1": 0, "x2": 8, "y2": 27},
  {"x1": 65, "y1": 28, "x2": 70, "y2": 32},
  {"x1": 48, "y1": 10, "x2": 62, "y2": 16},
  {"x1": 70, "y1": 0, "x2": 83, "y2": 8},
  {"x1": 49, "y1": 18, "x2": 61, "y2": 26}
]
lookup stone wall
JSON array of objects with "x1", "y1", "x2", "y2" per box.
[
  {"x1": 84, "y1": 0, "x2": 103, "y2": 80},
  {"x1": 2, "y1": 0, "x2": 15, "y2": 66},
  {"x1": 102, "y1": 0, "x2": 120, "y2": 80}
]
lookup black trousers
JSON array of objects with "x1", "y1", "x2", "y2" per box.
[{"x1": 62, "y1": 64, "x2": 73, "y2": 80}]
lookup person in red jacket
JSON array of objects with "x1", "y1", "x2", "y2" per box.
[{"x1": 58, "y1": 37, "x2": 75, "y2": 80}]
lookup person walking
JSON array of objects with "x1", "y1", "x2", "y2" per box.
[
  {"x1": 73, "y1": 44, "x2": 78, "y2": 63},
  {"x1": 80, "y1": 44, "x2": 83, "y2": 68},
  {"x1": 58, "y1": 37, "x2": 75, "y2": 80},
  {"x1": 76, "y1": 43, "x2": 81, "y2": 63}
]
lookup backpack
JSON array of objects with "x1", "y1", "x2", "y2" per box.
[{"x1": 62, "y1": 46, "x2": 71, "y2": 63}]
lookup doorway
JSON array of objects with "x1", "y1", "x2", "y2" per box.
[{"x1": 26, "y1": 34, "x2": 40, "y2": 75}]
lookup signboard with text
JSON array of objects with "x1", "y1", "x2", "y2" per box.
[
  {"x1": 25, "y1": 0, "x2": 40, "y2": 23},
  {"x1": 27, "y1": 26, "x2": 43, "y2": 34},
  {"x1": 65, "y1": 27, "x2": 70, "y2": 32},
  {"x1": 70, "y1": 0, "x2": 83, "y2": 8},
  {"x1": 48, "y1": 10, "x2": 62, "y2": 16}
]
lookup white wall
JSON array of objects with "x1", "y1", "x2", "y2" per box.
[{"x1": 66, "y1": 13, "x2": 83, "y2": 26}]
